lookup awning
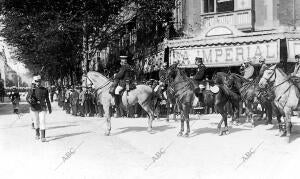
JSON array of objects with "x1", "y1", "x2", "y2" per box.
[{"x1": 168, "y1": 31, "x2": 300, "y2": 67}]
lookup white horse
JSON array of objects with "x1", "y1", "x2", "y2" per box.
[
  {"x1": 259, "y1": 64, "x2": 300, "y2": 138},
  {"x1": 85, "y1": 71, "x2": 155, "y2": 136}
]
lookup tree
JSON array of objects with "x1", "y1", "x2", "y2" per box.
[{"x1": 0, "y1": 0, "x2": 175, "y2": 82}]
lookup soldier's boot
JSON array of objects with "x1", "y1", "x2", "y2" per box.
[
  {"x1": 41, "y1": 130, "x2": 46, "y2": 142},
  {"x1": 15, "y1": 109, "x2": 18, "y2": 114},
  {"x1": 35, "y1": 128, "x2": 40, "y2": 140},
  {"x1": 31, "y1": 123, "x2": 34, "y2": 129}
]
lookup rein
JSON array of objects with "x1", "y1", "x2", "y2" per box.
[
  {"x1": 262, "y1": 65, "x2": 294, "y2": 108},
  {"x1": 86, "y1": 76, "x2": 112, "y2": 92}
]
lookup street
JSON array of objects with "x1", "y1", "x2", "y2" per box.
[{"x1": 0, "y1": 101, "x2": 300, "y2": 179}]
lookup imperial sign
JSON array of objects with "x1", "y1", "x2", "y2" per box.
[{"x1": 169, "y1": 40, "x2": 279, "y2": 67}]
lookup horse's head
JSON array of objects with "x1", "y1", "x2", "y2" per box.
[
  {"x1": 86, "y1": 71, "x2": 111, "y2": 90},
  {"x1": 259, "y1": 64, "x2": 276, "y2": 88}
]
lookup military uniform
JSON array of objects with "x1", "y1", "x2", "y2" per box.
[
  {"x1": 10, "y1": 89, "x2": 20, "y2": 113},
  {"x1": 114, "y1": 64, "x2": 135, "y2": 89},
  {"x1": 194, "y1": 63, "x2": 206, "y2": 82},
  {"x1": 26, "y1": 75, "x2": 52, "y2": 142}
]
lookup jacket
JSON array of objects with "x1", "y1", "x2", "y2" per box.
[
  {"x1": 194, "y1": 63, "x2": 206, "y2": 81},
  {"x1": 26, "y1": 87, "x2": 51, "y2": 112},
  {"x1": 114, "y1": 64, "x2": 135, "y2": 86}
]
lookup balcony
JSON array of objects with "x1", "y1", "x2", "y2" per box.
[{"x1": 199, "y1": 9, "x2": 253, "y2": 31}]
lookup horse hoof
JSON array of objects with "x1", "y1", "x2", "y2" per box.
[
  {"x1": 177, "y1": 132, "x2": 183, "y2": 137},
  {"x1": 225, "y1": 130, "x2": 230, "y2": 135},
  {"x1": 218, "y1": 130, "x2": 223, "y2": 136}
]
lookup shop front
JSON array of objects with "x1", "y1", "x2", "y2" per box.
[{"x1": 167, "y1": 24, "x2": 300, "y2": 76}]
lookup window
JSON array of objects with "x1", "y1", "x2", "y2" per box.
[
  {"x1": 217, "y1": 0, "x2": 234, "y2": 12},
  {"x1": 203, "y1": 0, "x2": 234, "y2": 13},
  {"x1": 203, "y1": 0, "x2": 215, "y2": 13}
]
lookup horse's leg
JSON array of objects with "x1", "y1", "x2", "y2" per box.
[
  {"x1": 140, "y1": 103, "x2": 154, "y2": 133},
  {"x1": 265, "y1": 102, "x2": 273, "y2": 125},
  {"x1": 284, "y1": 108, "x2": 292, "y2": 138},
  {"x1": 103, "y1": 104, "x2": 111, "y2": 136},
  {"x1": 216, "y1": 103, "x2": 225, "y2": 135},
  {"x1": 177, "y1": 104, "x2": 184, "y2": 136},
  {"x1": 183, "y1": 104, "x2": 190, "y2": 137},
  {"x1": 166, "y1": 102, "x2": 170, "y2": 122}
]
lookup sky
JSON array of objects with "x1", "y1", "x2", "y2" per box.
[{"x1": 0, "y1": 37, "x2": 32, "y2": 85}]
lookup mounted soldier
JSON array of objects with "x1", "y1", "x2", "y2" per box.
[
  {"x1": 290, "y1": 54, "x2": 300, "y2": 89},
  {"x1": 193, "y1": 57, "x2": 207, "y2": 97},
  {"x1": 194, "y1": 57, "x2": 206, "y2": 82},
  {"x1": 258, "y1": 57, "x2": 268, "y2": 78},
  {"x1": 109, "y1": 56, "x2": 135, "y2": 108},
  {"x1": 242, "y1": 58, "x2": 255, "y2": 80}
]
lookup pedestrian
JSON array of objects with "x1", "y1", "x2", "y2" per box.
[
  {"x1": 71, "y1": 86, "x2": 79, "y2": 116},
  {"x1": 26, "y1": 75, "x2": 52, "y2": 142},
  {"x1": 50, "y1": 85, "x2": 56, "y2": 102},
  {"x1": 9, "y1": 86, "x2": 20, "y2": 114},
  {"x1": 79, "y1": 86, "x2": 86, "y2": 117}
]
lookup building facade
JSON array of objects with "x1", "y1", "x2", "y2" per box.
[{"x1": 168, "y1": 0, "x2": 300, "y2": 72}]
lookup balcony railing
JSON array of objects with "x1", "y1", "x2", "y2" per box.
[{"x1": 199, "y1": 9, "x2": 253, "y2": 31}]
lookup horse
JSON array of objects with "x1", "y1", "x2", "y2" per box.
[
  {"x1": 85, "y1": 71, "x2": 156, "y2": 135},
  {"x1": 259, "y1": 64, "x2": 299, "y2": 138},
  {"x1": 212, "y1": 72, "x2": 241, "y2": 135},
  {"x1": 166, "y1": 64, "x2": 199, "y2": 137},
  {"x1": 226, "y1": 73, "x2": 276, "y2": 127}
]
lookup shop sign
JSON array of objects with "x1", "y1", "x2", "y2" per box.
[{"x1": 170, "y1": 40, "x2": 279, "y2": 67}]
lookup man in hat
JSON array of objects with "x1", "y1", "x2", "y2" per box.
[
  {"x1": 26, "y1": 75, "x2": 51, "y2": 142},
  {"x1": 292, "y1": 54, "x2": 300, "y2": 77},
  {"x1": 9, "y1": 86, "x2": 20, "y2": 114},
  {"x1": 289, "y1": 54, "x2": 300, "y2": 90},
  {"x1": 109, "y1": 56, "x2": 135, "y2": 108},
  {"x1": 194, "y1": 57, "x2": 206, "y2": 82}
]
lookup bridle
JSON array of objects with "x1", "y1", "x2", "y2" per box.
[
  {"x1": 85, "y1": 76, "x2": 112, "y2": 92},
  {"x1": 261, "y1": 66, "x2": 276, "y2": 85}
]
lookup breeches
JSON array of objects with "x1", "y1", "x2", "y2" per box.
[{"x1": 32, "y1": 110, "x2": 47, "y2": 130}]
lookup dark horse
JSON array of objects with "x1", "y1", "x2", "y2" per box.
[
  {"x1": 166, "y1": 64, "x2": 199, "y2": 137},
  {"x1": 212, "y1": 72, "x2": 241, "y2": 135},
  {"x1": 227, "y1": 73, "x2": 282, "y2": 127}
]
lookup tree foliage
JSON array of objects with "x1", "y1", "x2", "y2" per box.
[{"x1": 0, "y1": 0, "x2": 175, "y2": 82}]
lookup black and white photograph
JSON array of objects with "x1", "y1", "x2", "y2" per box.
[{"x1": 0, "y1": 0, "x2": 300, "y2": 178}]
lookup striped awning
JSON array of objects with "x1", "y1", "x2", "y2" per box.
[{"x1": 168, "y1": 31, "x2": 300, "y2": 48}]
